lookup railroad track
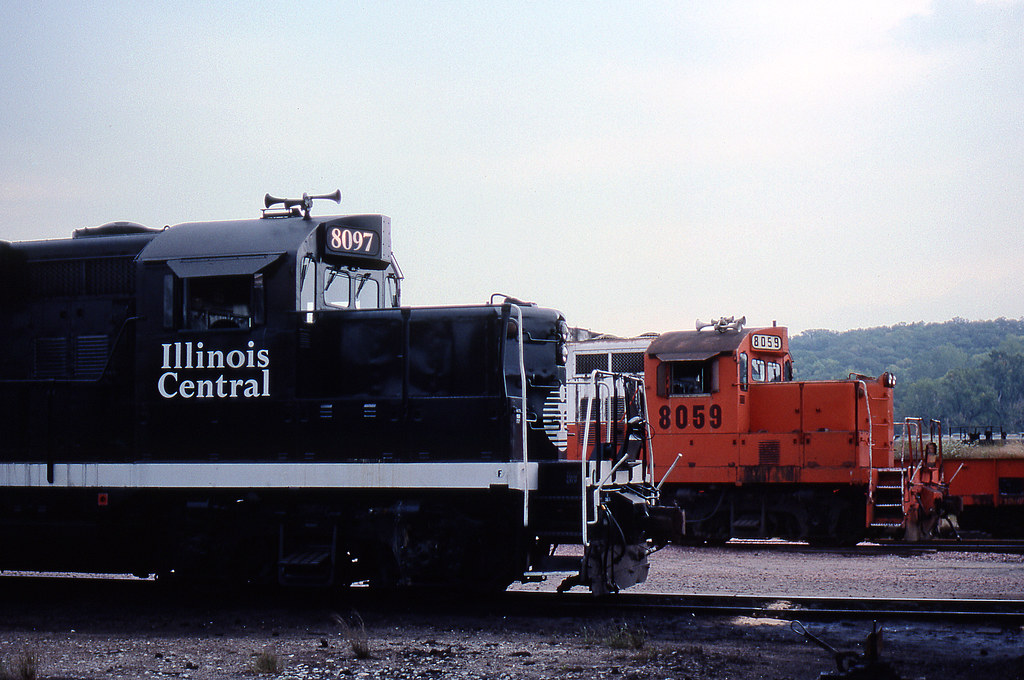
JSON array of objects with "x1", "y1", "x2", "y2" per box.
[
  {"x1": 707, "y1": 538, "x2": 1024, "y2": 555},
  {"x1": 873, "y1": 538, "x2": 1024, "y2": 554},
  {"x1": 2, "y1": 573, "x2": 1022, "y2": 625},
  {"x1": 501, "y1": 591, "x2": 1024, "y2": 624}
]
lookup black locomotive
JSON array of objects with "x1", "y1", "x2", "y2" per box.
[{"x1": 0, "y1": 191, "x2": 669, "y2": 592}]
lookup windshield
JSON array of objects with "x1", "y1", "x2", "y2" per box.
[
  {"x1": 324, "y1": 267, "x2": 380, "y2": 309},
  {"x1": 298, "y1": 252, "x2": 400, "y2": 314}
]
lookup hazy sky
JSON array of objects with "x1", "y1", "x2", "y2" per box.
[{"x1": 2, "y1": 1, "x2": 1021, "y2": 336}]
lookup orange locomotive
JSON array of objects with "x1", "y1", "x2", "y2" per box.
[
  {"x1": 942, "y1": 456, "x2": 1024, "y2": 537},
  {"x1": 563, "y1": 317, "x2": 945, "y2": 543}
]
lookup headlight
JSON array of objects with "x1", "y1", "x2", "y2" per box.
[
  {"x1": 557, "y1": 319, "x2": 570, "y2": 342},
  {"x1": 557, "y1": 319, "x2": 570, "y2": 365}
]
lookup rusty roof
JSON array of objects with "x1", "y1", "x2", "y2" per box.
[{"x1": 646, "y1": 329, "x2": 751, "y2": 361}]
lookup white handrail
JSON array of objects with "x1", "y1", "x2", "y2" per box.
[
  {"x1": 508, "y1": 304, "x2": 529, "y2": 527},
  {"x1": 577, "y1": 369, "x2": 650, "y2": 546}
]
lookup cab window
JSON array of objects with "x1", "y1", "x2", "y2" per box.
[
  {"x1": 324, "y1": 266, "x2": 381, "y2": 310},
  {"x1": 299, "y1": 254, "x2": 316, "y2": 318},
  {"x1": 185, "y1": 274, "x2": 259, "y2": 330},
  {"x1": 668, "y1": 360, "x2": 710, "y2": 395},
  {"x1": 386, "y1": 271, "x2": 402, "y2": 308},
  {"x1": 324, "y1": 268, "x2": 352, "y2": 308},
  {"x1": 354, "y1": 274, "x2": 379, "y2": 309},
  {"x1": 751, "y1": 358, "x2": 766, "y2": 382}
]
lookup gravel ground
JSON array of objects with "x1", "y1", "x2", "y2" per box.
[
  {"x1": 635, "y1": 543, "x2": 1024, "y2": 599},
  {"x1": 1, "y1": 545, "x2": 1022, "y2": 680}
]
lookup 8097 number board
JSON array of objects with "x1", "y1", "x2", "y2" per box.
[{"x1": 325, "y1": 225, "x2": 380, "y2": 257}]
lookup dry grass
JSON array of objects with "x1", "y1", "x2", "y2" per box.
[
  {"x1": 248, "y1": 648, "x2": 282, "y2": 675},
  {"x1": 940, "y1": 440, "x2": 1024, "y2": 460},
  {"x1": 580, "y1": 622, "x2": 648, "y2": 650},
  {"x1": 331, "y1": 610, "x2": 374, "y2": 659},
  {"x1": 0, "y1": 651, "x2": 38, "y2": 680}
]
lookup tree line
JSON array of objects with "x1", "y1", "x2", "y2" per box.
[{"x1": 789, "y1": 318, "x2": 1024, "y2": 433}]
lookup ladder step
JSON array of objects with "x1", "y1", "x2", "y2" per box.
[
  {"x1": 732, "y1": 518, "x2": 760, "y2": 529},
  {"x1": 529, "y1": 555, "x2": 583, "y2": 573},
  {"x1": 534, "y1": 530, "x2": 582, "y2": 541}
]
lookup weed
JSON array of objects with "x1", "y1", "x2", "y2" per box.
[
  {"x1": 579, "y1": 625, "x2": 603, "y2": 646},
  {"x1": 332, "y1": 610, "x2": 374, "y2": 659},
  {"x1": 603, "y1": 622, "x2": 648, "y2": 650},
  {"x1": 579, "y1": 622, "x2": 648, "y2": 650},
  {"x1": 0, "y1": 650, "x2": 38, "y2": 680},
  {"x1": 249, "y1": 648, "x2": 283, "y2": 675}
]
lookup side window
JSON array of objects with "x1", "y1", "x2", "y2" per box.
[
  {"x1": 784, "y1": 359, "x2": 793, "y2": 381},
  {"x1": 739, "y1": 352, "x2": 748, "y2": 390},
  {"x1": 386, "y1": 272, "x2": 401, "y2": 308},
  {"x1": 299, "y1": 254, "x2": 316, "y2": 321},
  {"x1": 669, "y1": 361, "x2": 709, "y2": 395},
  {"x1": 186, "y1": 275, "x2": 255, "y2": 330}
]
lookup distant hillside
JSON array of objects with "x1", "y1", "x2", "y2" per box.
[{"x1": 789, "y1": 318, "x2": 1024, "y2": 431}]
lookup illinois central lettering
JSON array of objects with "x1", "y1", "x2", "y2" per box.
[{"x1": 158, "y1": 341, "x2": 270, "y2": 399}]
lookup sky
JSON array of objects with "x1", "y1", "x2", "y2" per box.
[{"x1": 1, "y1": 1, "x2": 1021, "y2": 337}]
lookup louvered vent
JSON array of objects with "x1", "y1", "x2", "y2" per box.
[
  {"x1": 33, "y1": 337, "x2": 67, "y2": 378},
  {"x1": 758, "y1": 440, "x2": 781, "y2": 465},
  {"x1": 75, "y1": 335, "x2": 109, "y2": 379}
]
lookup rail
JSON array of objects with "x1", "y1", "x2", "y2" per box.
[{"x1": 501, "y1": 590, "x2": 1024, "y2": 623}]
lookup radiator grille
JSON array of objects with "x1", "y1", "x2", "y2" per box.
[
  {"x1": 33, "y1": 335, "x2": 111, "y2": 379},
  {"x1": 33, "y1": 337, "x2": 67, "y2": 378},
  {"x1": 74, "y1": 335, "x2": 109, "y2": 379},
  {"x1": 29, "y1": 257, "x2": 135, "y2": 297},
  {"x1": 758, "y1": 440, "x2": 781, "y2": 465},
  {"x1": 611, "y1": 351, "x2": 644, "y2": 373}
]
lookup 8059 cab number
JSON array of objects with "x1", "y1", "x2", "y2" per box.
[
  {"x1": 658, "y1": 404, "x2": 723, "y2": 430},
  {"x1": 751, "y1": 334, "x2": 783, "y2": 351}
]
